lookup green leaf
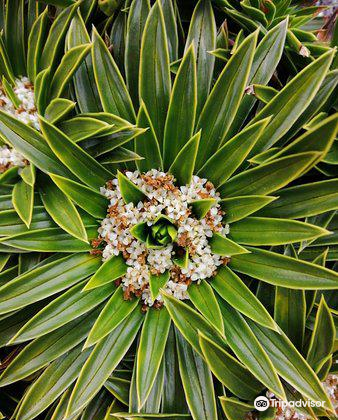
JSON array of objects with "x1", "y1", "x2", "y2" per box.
[
  {"x1": 118, "y1": 170, "x2": 147, "y2": 205},
  {"x1": 50, "y1": 43, "x2": 92, "y2": 98},
  {"x1": 219, "y1": 152, "x2": 319, "y2": 197},
  {"x1": 27, "y1": 9, "x2": 48, "y2": 82},
  {"x1": 211, "y1": 266, "x2": 277, "y2": 330},
  {"x1": 135, "y1": 102, "x2": 162, "y2": 172},
  {"x1": 280, "y1": 69, "x2": 338, "y2": 143},
  {"x1": 39, "y1": 116, "x2": 112, "y2": 190},
  {"x1": 263, "y1": 113, "x2": 338, "y2": 167},
  {"x1": 35, "y1": 67, "x2": 51, "y2": 114},
  {"x1": 139, "y1": 0, "x2": 171, "y2": 143},
  {"x1": 195, "y1": 31, "x2": 257, "y2": 169},
  {"x1": 100, "y1": 147, "x2": 143, "y2": 164},
  {"x1": 209, "y1": 232, "x2": 249, "y2": 256},
  {"x1": 0, "y1": 36, "x2": 14, "y2": 88},
  {"x1": 39, "y1": 2, "x2": 79, "y2": 71},
  {"x1": 161, "y1": 0, "x2": 178, "y2": 61},
  {"x1": 2, "y1": 77, "x2": 20, "y2": 108},
  {"x1": 248, "y1": 320, "x2": 333, "y2": 410},
  {"x1": 66, "y1": 11, "x2": 101, "y2": 113},
  {"x1": 20, "y1": 163, "x2": 36, "y2": 187},
  {"x1": 15, "y1": 344, "x2": 91, "y2": 420},
  {"x1": 256, "y1": 179, "x2": 338, "y2": 219},
  {"x1": 4, "y1": 0, "x2": 26, "y2": 76},
  {"x1": 252, "y1": 84, "x2": 278, "y2": 104},
  {"x1": 84, "y1": 287, "x2": 139, "y2": 348},
  {"x1": 50, "y1": 173, "x2": 108, "y2": 219},
  {"x1": 84, "y1": 255, "x2": 127, "y2": 291},
  {"x1": 162, "y1": 326, "x2": 188, "y2": 413},
  {"x1": 125, "y1": 0, "x2": 150, "y2": 106},
  {"x1": 0, "y1": 111, "x2": 73, "y2": 178},
  {"x1": 220, "y1": 195, "x2": 277, "y2": 223},
  {"x1": 163, "y1": 45, "x2": 197, "y2": 169},
  {"x1": 0, "y1": 203, "x2": 51, "y2": 236},
  {"x1": 92, "y1": 28, "x2": 135, "y2": 122},
  {"x1": 149, "y1": 271, "x2": 170, "y2": 301},
  {"x1": 0, "y1": 253, "x2": 100, "y2": 314},
  {"x1": 40, "y1": 176, "x2": 88, "y2": 242},
  {"x1": 187, "y1": 281, "x2": 224, "y2": 334},
  {"x1": 199, "y1": 332, "x2": 264, "y2": 400},
  {"x1": 55, "y1": 117, "x2": 115, "y2": 143},
  {"x1": 250, "y1": 49, "x2": 335, "y2": 154},
  {"x1": 137, "y1": 308, "x2": 171, "y2": 409},
  {"x1": 274, "y1": 287, "x2": 306, "y2": 351},
  {"x1": 229, "y1": 217, "x2": 329, "y2": 245},
  {"x1": 176, "y1": 330, "x2": 217, "y2": 420},
  {"x1": 230, "y1": 247, "x2": 338, "y2": 289},
  {"x1": 218, "y1": 300, "x2": 285, "y2": 399},
  {"x1": 45, "y1": 98, "x2": 76, "y2": 124},
  {"x1": 67, "y1": 309, "x2": 143, "y2": 416},
  {"x1": 306, "y1": 296, "x2": 335, "y2": 373},
  {"x1": 168, "y1": 132, "x2": 200, "y2": 186},
  {"x1": 198, "y1": 118, "x2": 270, "y2": 187},
  {"x1": 185, "y1": 0, "x2": 216, "y2": 116},
  {"x1": 12, "y1": 179, "x2": 34, "y2": 228},
  {"x1": 130, "y1": 222, "x2": 148, "y2": 243},
  {"x1": 161, "y1": 291, "x2": 225, "y2": 356},
  {"x1": 10, "y1": 280, "x2": 114, "y2": 344},
  {"x1": 219, "y1": 397, "x2": 253, "y2": 420},
  {"x1": 189, "y1": 199, "x2": 217, "y2": 220},
  {"x1": 0, "y1": 227, "x2": 94, "y2": 253},
  {"x1": 0, "y1": 309, "x2": 99, "y2": 386}
]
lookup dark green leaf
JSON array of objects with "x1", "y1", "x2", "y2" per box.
[
  {"x1": 84, "y1": 287, "x2": 139, "y2": 348},
  {"x1": 199, "y1": 332, "x2": 264, "y2": 400},
  {"x1": 50, "y1": 173, "x2": 108, "y2": 219},
  {"x1": 219, "y1": 152, "x2": 319, "y2": 197},
  {"x1": 40, "y1": 176, "x2": 88, "y2": 242},
  {"x1": 209, "y1": 232, "x2": 249, "y2": 256},
  {"x1": 185, "y1": 0, "x2": 216, "y2": 116},
  {"x1": 135, "y1": 102, "x2": 162, "y2": 172},
  {"x1": 92, "y1": 29, "x2": 135, "y2": 122},
  {"x1": 137, "y1": 308, "x2": 171, "y2": 409},
  {"x1": 163, "y1": 45, "x2": 197, "y2": 169},
  {"x1": 230, "y1": 247, "x2": 338, "y2": 289},
  {"x1": 195, "y1": 31, "x2": 257, "y2": 169},
  {"x1": 139, "y1": 0, "x2": 171, "y2": 143},
  {"x1": 211, "y1": 266, "x2": 277, "y2": 330},
  {"x1": 220, "y1": 195, "x2": 277, "y2": 223},
  {"x1": 0, "y1": 253, "x2": 100, "y2": 314},
  {"x1": 229, "y1": 217, "x2": 329, "y2": 245},
  {"x1": 39, "y1": 116, "x2": 112, "y2": 190},
  {"x1": 169, "y1": 132, "x2": 200, "y2": 186},
  {"x1": 84, "y1": 255, "x2": 127, "y2": 291},
  {"x1": 67, "y1": 309, "x2": 143, "y2": 415},
  {"x1": 187, "y1": 281, "x2": 224, "y2": 334},
  {"x1": 176, "y1": 330, "x2": 217, "y2": 420}
]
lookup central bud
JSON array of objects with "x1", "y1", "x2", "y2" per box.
[
  {"x1": 150, "y1": 217, "x2": 177, "y2": 247},
  {"x1": 130, "y1": 215, "x2": 178, "y2": 249}
]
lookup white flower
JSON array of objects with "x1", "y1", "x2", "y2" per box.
[{"x1": 0, "y1": 77, "x2": 38, "y2": 172}]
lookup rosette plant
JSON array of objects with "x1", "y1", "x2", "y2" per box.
[{"x1": 0, "y1": 1, "x2": 337, "y2": 420}]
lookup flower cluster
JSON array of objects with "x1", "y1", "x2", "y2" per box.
[
  {"x1": 96, "y1": 170, "x2": 229, "y2": 306},
  {"x1": 0, "y1": 77, "x2": 39, "y2": 129},
  {"x1": 0, "y1": 77, "x2": 38, "y2": 173}
]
